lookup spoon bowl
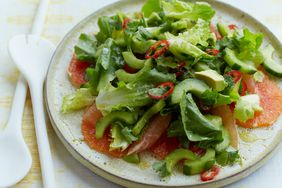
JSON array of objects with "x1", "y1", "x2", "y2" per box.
[
  {"x1": 0, "y1": 129, "x2": 32, "y2": 187},
  {"x1": 9, "y1": 35, "x2": 55, "y2": 84},
  {"x1": 0, "y1": 74, "x2": 32, "y2": 187}
]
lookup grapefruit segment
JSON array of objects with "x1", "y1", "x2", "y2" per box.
[
  {"x1": 82, "y1": 103, "x2": 127, "y2": 158},
  {"x1": 68, "y1": 55, "x2": 90, "y2": 87},
  {"x1": 238, "y1": 72, "x2": 282, "y2": 128},
  {"x1": 149, "y1": 134, "x2": 180, "y2": 160}
]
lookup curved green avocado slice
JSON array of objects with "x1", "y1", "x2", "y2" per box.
[{"x1": 195, "y1": 70, "x2": 228, "y2": 92}]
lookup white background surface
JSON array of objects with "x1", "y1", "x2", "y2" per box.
[{"x1": 0, "y1": 0, "x2": 282, "y2": 187}]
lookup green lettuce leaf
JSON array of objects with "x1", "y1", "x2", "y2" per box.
[
  {"x1": 95, "y1": 13, "x2": 127, "y2": 43},
  {"x1": 97, "y1": 40, "x2": 125, "y2": 91},
  {"x1": 167, "y1": 120, "x2": 186, "y2": 137},
  {"x1": 142, "y1": 0, "x2": 162, "y2": 17},
  {"x1": 171, "y1": 18, "x2": 195, "y2": 32},
  {"x1": 62, "y1": 88, "x2": 95, "y2": 113},
  {"x1": 135, "y1": 26, "x2": 154, "y2": 41},
  {"x1": 201, "y1": 78, "x2": 240, "y2": 106},
  {"x1": 110, "y1": 124, "x2": 131, "y2": 151},
  {"x1": 180, "y1": 93, "x2": 222, "y2": 144},
  {"x1": 166, "y1": 32, "x2": 213, "y2": 59},
  {"x1": 177, "y1": 19, "x2": 216, "y2": 47},
  {"x1": 201, "y1": 90, "x2": 239, "y2": 107},
  {"x1": 84, "y1": 39, "x2": 124, "y2": 93},
  {"x1": 165, "y1": 19, "x2": 216, "y2": 59},
  {"x1": 96, "y1": 16, "x2": 116, "y2": 43},
  {"x1": 156, "y1": 56, "x2": 179, "y2": 69},
  {"x1": 82, "y1": 68, "x2": 100, "y2": 95},
  {"x1": 96, "y1": 82, "x2": 153, "y2": 113},
  {"x1": 162, "y1": 0, "x2": 215, "y2": 21},
  {"x1": 216, "y1": 151, "x2": 240, "y2": 166},
  {"x1": 121, "y1": 127, "x2": 138, "y2": 142},
  {"x1": 234, "y1": 28, "x2": 264, "y2": 65},
  {"x1": 234, "y1": 94, "x2": 263, "y2": 122},
  {"x1": 74, "y1": 33, "x2": 97, "y2": 62},
  {"x1": 201, "y1": 89, "x2": 219, "y2": 106}
]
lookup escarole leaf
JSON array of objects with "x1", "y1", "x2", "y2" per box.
[
  {"x1": 178, "y1": 19, "x2": 216, "y2": 47},
  {"x1": 166, "y1": 32, "x2": 213, "y2": 59},
  {"x1": 110, "y1": 124, "x2": 138, "y2": 151},
  {"x1": 165, "y1": 19, "x2": 216, "y2": 59},
  {"x1": 96, "y1": 82, "x2": 153, "y2": 113},
  {"x1": 62, "y1": 88, "x2": 95, "y2": 113},
  {"x1": 74, "y1": 33, "x2": 97, "y2": 62},
  {"x1": 233, "y1": 28, "x2": 264, "y2": 65},
  {"x1": 234, "y1": 94, "x2": 263, "y2": 122},
  {"x1": 180, "y1": 93, "x2": 222, "y2": 144},
  {"x1": 121, "y1": 127, "x2": 138, "y2": 142},
  {"x1": 110, "y1": 124, "x2": 130, "y2": 151},
  {"x1": 162, "y1": 0, "x2": 215, "y2": 21}
]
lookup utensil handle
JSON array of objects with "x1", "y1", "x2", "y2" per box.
[
  {"x1": 31, "y1": 0, "x2": 50, "y2": 36},
  {"x1": 30, "y1": 1, "x2": 55, "y2": 187},
  {"x1": 6, "y1": 75, "x2": 28, "y2": 132},
  {"x1": 29, "y1": 83, "x2": 55, "y2": 188}
]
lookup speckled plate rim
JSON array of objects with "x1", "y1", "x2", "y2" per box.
[{"x1": 44, "y1": 0, "x2": 282, "y2": 187}]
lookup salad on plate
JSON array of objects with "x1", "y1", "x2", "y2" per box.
[{"x1": 61, "y1": 0, "x2": 282, "y2": 181}]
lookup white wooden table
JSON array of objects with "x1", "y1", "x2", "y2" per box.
[{"x1": 0, "y1": 0, "x2": 281, "y2": 187}]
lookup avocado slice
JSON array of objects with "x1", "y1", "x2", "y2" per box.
[
  {"x1": 195, "y1": 70, "x2": 227, "y2": 92},
  {"x1": 193, "y1": 62, "x2": 211, "y2": 72},
  {"x1": 183, "y1": 149, "x2": 216, "y2": 175}
]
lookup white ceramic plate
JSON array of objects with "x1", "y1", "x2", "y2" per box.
[{"x1": 45, "y1": 0, "x2": 282, "y2": 187}]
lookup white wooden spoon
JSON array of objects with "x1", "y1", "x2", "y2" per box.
[
  {"x1": 0, "y1": 75, "x2": 32, "y2": 187},
  {"x1": 0, "y1": 0, "x2": 53, "y2": 187},
  {"x1": 9, "y1": 35, "x2": 56, "y2": 188}
]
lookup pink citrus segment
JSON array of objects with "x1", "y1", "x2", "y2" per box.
[
  {"x1": 82, "y1": 103, "x2": 127, "y2": 158},
  {"x1": 238, "y1": 72, "x2": 282, "y2": 128}
]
